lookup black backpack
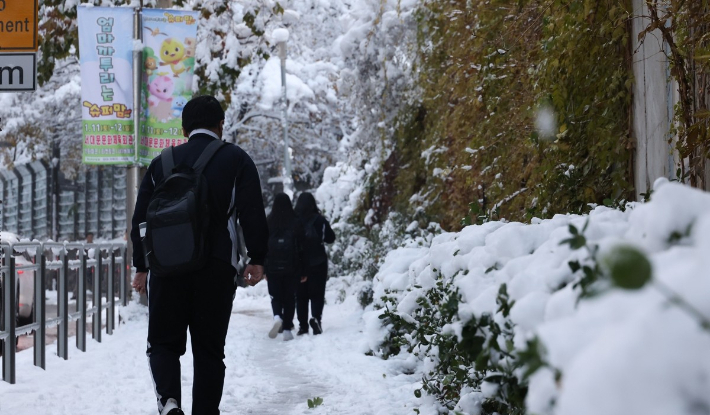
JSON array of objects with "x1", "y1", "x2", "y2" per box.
[
  {"x1": 267, "y1": 224, "x2": 298, "y2": 277},
  {"x1": 143, "y1": 139, "x2": 225, "y2": 277},
  {"x1": 303, "y1": 215, "x2": 327, "y2": 267}
]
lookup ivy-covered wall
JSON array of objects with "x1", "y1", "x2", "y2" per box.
[{"x1": 365, "y1": 0, "x2": 635, "y2": 230}]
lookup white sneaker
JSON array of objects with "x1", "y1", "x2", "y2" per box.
[
  {"x1": 283, "y1": 330, "x2": 294, "y2": 341},
  {"x1": 160, "y1": 398, "x2": 184, "y2": 415},
  {"x1": 269, "y1": 316, "x2": 283, "y2": 339}
]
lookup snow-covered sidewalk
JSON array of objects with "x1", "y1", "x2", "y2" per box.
[{"x1": 0, "y1": 281, "x2": 420, "y2": 415}]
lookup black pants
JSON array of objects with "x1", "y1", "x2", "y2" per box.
[
  {"x1": 147, "y1": 260, "x2": 236, "y2": 415},
  {"x1": 297, "y1": 262, "x2": 328, "y2": 329},
  {"x1": 267, "y1": 274, "x2": 298, "y2": 330}
]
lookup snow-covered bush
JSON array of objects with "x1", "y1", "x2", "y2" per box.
[
  {"x1": 365, "y1": 180, "x2": 710, "y2": 414},
  {"x1": 316, "y1": 162, "x2": 441, "y2": 292}
]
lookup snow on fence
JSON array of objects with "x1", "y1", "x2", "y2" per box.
[
  {"x1": 0, "y1": 241, "x2": 128, "y2": 384},
  {"x1": 0, "y1": 163, "x2": 128, "y2": 242}
]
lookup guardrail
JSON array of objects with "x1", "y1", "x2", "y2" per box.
[{"x1": 0, "y1": 241, "x2": 129, "y2": 384}]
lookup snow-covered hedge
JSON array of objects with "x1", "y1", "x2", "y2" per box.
[
  {"x1": 364, "y1": 180, "x2": 710, "y2": 415},
  {"x1": 317, "y1": 163, "x2": 441, "y2": 291}
]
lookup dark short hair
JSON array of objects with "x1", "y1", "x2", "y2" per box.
[{"x1": 181, "y1": 95, "x2": 225, "y2": 133}]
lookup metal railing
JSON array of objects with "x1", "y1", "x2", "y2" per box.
[{"x1": 0, "y1": 241, "x2": 128, "y2": 384}]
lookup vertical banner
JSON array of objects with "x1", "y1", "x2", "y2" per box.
[
  {"x1": 139, "y1": 9, "x2": 199, "y2": 165},
  {"x1": 78, "y1": 7, "x2": 135, "y2": 165}
]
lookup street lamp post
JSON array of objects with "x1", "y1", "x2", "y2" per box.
[{"x1": 277, "y1": 35, "x2": 293, "y2": 197}]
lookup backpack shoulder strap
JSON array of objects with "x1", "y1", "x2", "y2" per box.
[
  {"x1": 193, "y1": 139, "x2": 226, "y2": 174},
  {"x1": 161, "y1": 146, "x2": 175, "y2": 178}
]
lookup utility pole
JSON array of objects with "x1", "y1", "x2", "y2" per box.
[
  {"x1": 126, "y1": 0, "x2": 169, "y2": 303},
  {"x1": 127, "y1": 0, "x2": 177, "y2": 304},
  {"x1": 126, "y1": 4, "x2": 141, "y2": 301},
  {"x1": 278, "y1": 37, "x2": 293, "y2": 197}
]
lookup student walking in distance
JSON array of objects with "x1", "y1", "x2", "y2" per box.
[
  {"x1": 130, "y1": 96, "x2": 268, "y2": 415},
  {"x1": 294, "y1": 192, "x2": 335, "y2": 335},
  {"x1": 265, "y1": 193, "x2": 308, "y2": 341}
]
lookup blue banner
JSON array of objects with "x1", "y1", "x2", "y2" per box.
[{"x1": 78, "y1": 6, "x2": 136, "y2": 165}]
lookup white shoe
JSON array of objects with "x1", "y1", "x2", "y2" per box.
[
  {"x1": 269, "y1": 316, "x2": 283, "y2": 339},
  {"x1": 283, "y1": 330, "x2": 294, "y2": 341},
  {"x1": 160, "y1": 398, "x2": 183, "y2": 415}
]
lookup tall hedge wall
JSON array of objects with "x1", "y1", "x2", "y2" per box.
[{"x1": 365, "y1": 0, "x2": 634, "y2": 229}]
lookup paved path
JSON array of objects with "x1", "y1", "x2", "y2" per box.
[
  {"x1": 1, "y1": 286, "x2": 420, "y2": 415},
  {"x1": 221, "y1": 307, "x2": 328, "y2": 414}
]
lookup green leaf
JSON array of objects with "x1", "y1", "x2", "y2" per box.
[
  {"x1": 474, "y1": 350, "x2": 489, "y2": 370},
  {"x1": 485, "y1": 264, "x2": 499, "y2": 273},
  {"x1": 414, "y1": 389, "x2": 422, "y2": 398},
  {"x1": 307, "y1": 397, "x2": 323, "y2": 408},
  {"x1": 561, "y1": 235, "x2": 586, "y2": 250},
  {"x1": 603, "y1": 245, "x2": 652, "y2": 290}
]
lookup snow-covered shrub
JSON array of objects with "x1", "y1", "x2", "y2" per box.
[
  {"x1": 316, "y1": 162, "x2": 441, "y2": 288},
  {"x1": 365, "y1": 181, "x2": 710, "y2": 414},
  {"x1": 329, "y1": 210, "x2": 440, "y2": 285}
]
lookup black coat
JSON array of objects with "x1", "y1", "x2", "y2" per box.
[
  {"x1": 131, "y1": 133, "x2": 269, "y2": 273},
  {"x1": 300, "y1": 213, "x2": 335, "y2": 266}
]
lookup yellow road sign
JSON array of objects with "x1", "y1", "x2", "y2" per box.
[{"x1": 0, "y1": 0, "x2": 38, "y2": 51}]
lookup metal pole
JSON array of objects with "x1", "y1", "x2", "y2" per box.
[
  {"x1": 93, "y1": 253, "x2": 103, "y2": 343},
  {"x1": 51, "y1": 143, "x2": 60, "y2": 241},
  {"x1": 128, "y1": 6, "x2": 143, "y2": 305},
  {"x1": 278, "y1": 41, "x2": 293, "y2": 196},
  {"x1": 120, "y1": 245, "x2": 127, "y2": 307},
  {"x1": 34, "y1": 254, "x2": 46, "y2": 369},
  {"x1": 107, "y1": 249, "x2": 115, "y2": 335},
  {"x1": 57, "y1": 249, "x2": 68, "y2": 360},
  {"x1": 2, "y1": 256, "x2": 16, "y2": 384},
  {"x1": 77, "y1": 253, "x2": 87, "y2": 352}
]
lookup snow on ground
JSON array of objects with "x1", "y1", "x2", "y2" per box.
[
  {"x1": 0, "y1": 277, "x2": 421, "y2": 415},
  {"x1": 5, "y1": 179, "x2": 708, "y2": 415}
]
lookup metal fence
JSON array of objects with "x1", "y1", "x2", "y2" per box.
[
  {"x1": 0, "y1": 163, "x2": 127, "y2": 242},
  {"x1": 0, "y1": 241, "x2": 128, "y2": 384}
]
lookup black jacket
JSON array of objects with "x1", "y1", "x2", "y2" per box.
[
  {"x1": 300, "y1": 213, "x2": 335, "y2": 265},
  {"x1": 131, "y1": 133, "x2": 269, "y2": 274}
]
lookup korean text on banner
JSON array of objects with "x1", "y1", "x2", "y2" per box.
[
  {"x1": 139, "y1": 9, "x2": 199, "y2": 165},
  {"x1": 78, "y1": 6, "x2": 135, "y2": 165}
]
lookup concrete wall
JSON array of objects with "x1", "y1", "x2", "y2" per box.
[{"x1": 631, "y1": 0, "x2": 677, "y2": 198}]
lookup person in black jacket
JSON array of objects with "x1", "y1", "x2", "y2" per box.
[
  {"x1": 130, "y1": 96, "x2": 268, "y2": 415},
  {"x1": 265, "y1": 193, "x2": 307, "y2": 341},
  {"x1": 294, "y1": 192, "x2": 335, "y2": 335}
]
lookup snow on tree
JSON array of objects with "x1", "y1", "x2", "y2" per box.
[{"x1": 0, "y1": 0, "x2": 363, "y2": 194}]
